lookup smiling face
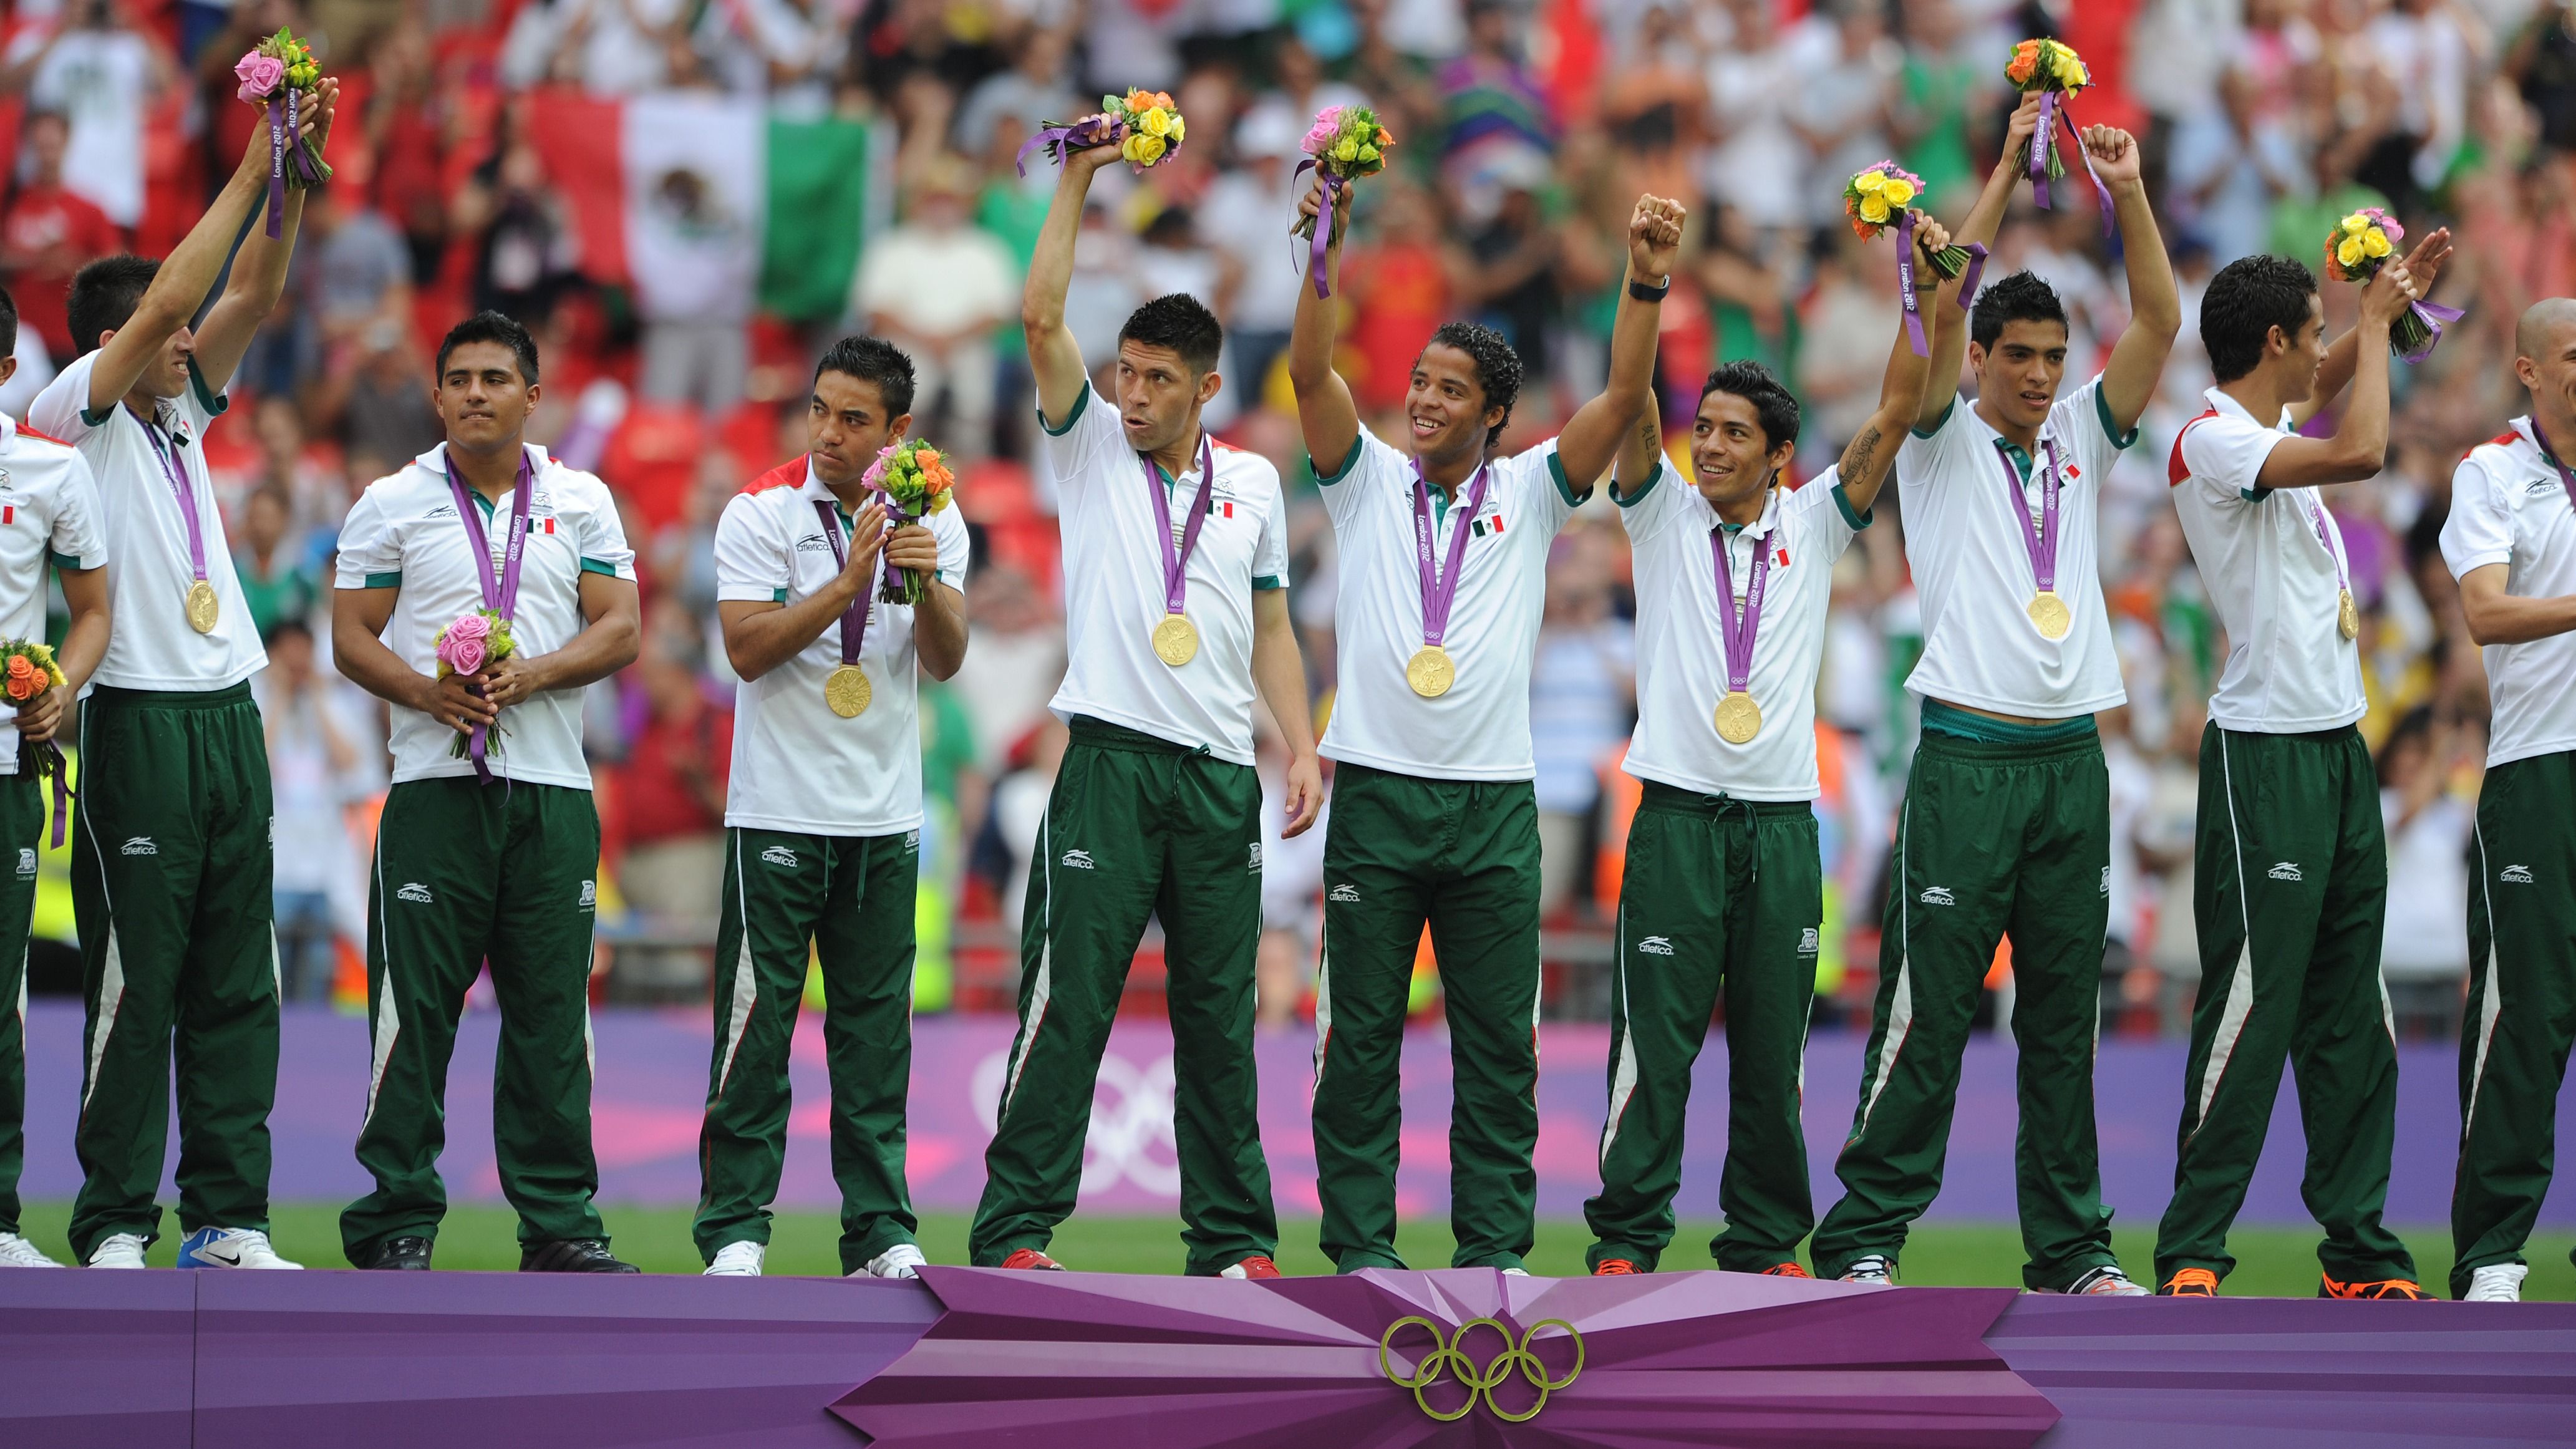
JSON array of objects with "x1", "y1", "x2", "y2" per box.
[
  {"x1": 1690, "y1": 390, "x2": 1794, "y2": 515},
  {"x1": 1968, "y1": 319, "x2": 2071, "y2": 434},
  {"x1": 2272, "y1": 293, "x2": 2329, "y2": 404},
  {"x1": 1114, "y1": 340, "x2": 1218, "y2": 457},
  {"x1": 807, "y1": 371, "x2": 909, "y2": 490},
  {"x1": 434, "y1": 341, "x2": 539, "y2": 455},
  {"x1": 1405, "y1": 343, "x2": 1504, "y2": 462}
]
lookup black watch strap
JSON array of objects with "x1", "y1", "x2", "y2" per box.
[{"x1": 1629, "y1": 274, "x2": 1672, "y2": 303}]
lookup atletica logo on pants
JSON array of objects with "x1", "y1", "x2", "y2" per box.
[
  {"x1": 1918, "y1": 886, "x2": 1955, "y2": 906},
  {"x1": 1061, "y1": 849, "x2": 1096, "y2": 870},
  {"x1": 2267, "y1": 861, "x2": 2303, "y2": 882},
  {"x1": 1635, "y1": 935, "x2": 1675, "y2": 956},
  {"x1": 395, "y1": 882, "x2": 433, "y2": 904},
  {"x1": 2501, "y1": 865, "x2": 2534, "y2": 884},
  {"x1": 760, "y1": 845, "x2": 798, "y2": 868},
  {"x1": 1328, "y1": 883, "x2": 1359, "y2": 903},
  {"x1": 120, "y1": 837, "x2": 157, "y2": 856}
]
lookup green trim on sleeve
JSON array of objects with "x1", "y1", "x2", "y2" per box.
[
  {"x1": 579, "y1": 558, "x2": 621, "y2": 578},
  {"x1": 77, "y1": 403, "x2": 112, "y2": 429},
  {"x1": 2094, "y1": 385, "x2": 2139, "y2": 450},
  {"x1": 186, "y1": 358, "x2": 228, "y2": 417},
  {"x1": 363, "y1": 571, "x2": 403, "y2": 589},
  {"x1": 1832, "y1": 482, "x2": 1872, "y2": 530},
  {"x1": 1546, "y1": 450, "x2": 1587, "y2": 507},
  {"x1": 1609, "y1": 460, "x2": 1664, "y2": 508},
  {"x1": 770, "y1": 586, "x2": 790, "y2": 603},
  {"x1": 1312, "y1": 436, "x2": 1363, "y2": 485},
  {"x1": 48, "y1": 551, "x2": 89, "y2": 572},
  {"x1": 1252, "y1": 574, "x2": 1284, "y2": 591},
  {"x1": 1910, "y1": 397, "x2": 1954, "y2": 439},
  {"x1": 1038, "y1": 382, "x2": 1090, "y2": 437}
]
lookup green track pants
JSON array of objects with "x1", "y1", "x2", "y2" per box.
[
  {"x1": 1813, "y1": 725, "x2": 2117, "y2": 1291},
  {"x1": 2453, "y1": 749, "x2": 2576, "y2": 1297},
  {"x1": 1584, "y1": 786, "x2": 1819, "y2": 1273},
  {"x1": 0, "y1": 770, "x2": 42, "y2": 1236},
  {"x1": 2154, "y1": 724, "x2": 2409, "y2": 1289},
  {"x1": 341, "y1": 778, "x2": 607, "y2": 1262},
  {"x1": 69, "y1": 684, "x2": 276, "y2": 1261},
  {"x1": 968, "y1": 717, "x2": 1276, "y2": 1276},
  {"x1": 1314, "y1": 762, "x2": 1542, "y2": 1272},
  {"x1": 695, "y1": 826, "x2": 919, "y2": 1274}
]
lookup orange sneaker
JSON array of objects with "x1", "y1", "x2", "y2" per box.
[
  {"x1": 1221, "y1": 1256, "x2": 1282, "y2": 1279},
  {"x1": 1761, "y1": 1262, "x2": 1814, "y2": 1279},
  {"x1": 2320, "y1": 1274, "x2": 2429, "y2": 1300},
  {"x1": 2160, "y1": 1268, "x2": 2219, "y2": 1297},
  {"x1": 1594, "y1": 1258, "x2": 1640, "y2": 1276},
  {"x1": 999, "y1": 1249, "x2": 1066, "y2": 1271}
]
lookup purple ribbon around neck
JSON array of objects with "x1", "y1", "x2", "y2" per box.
[
  {"x1": 1408, "y1": 458, "x2": 1493, "y2": 651},
  {"x1": 2030, "y1": 90, "x2": 2113, "y2": 235},
  {"x1": 442, "y1": 451, "x2": 534, "y2": 784},
  {"x1": 2298, "y1": 488, "x2": 2352, "y2": 595},
  {"x1": 1294, "y1": 162, "x2": 1340, "y2": 299},
  {"x1": 1145, "y1": 434, "x2": 1217, "y2": 618},
  {"x1": 813, "y1": 496, "x2": 879, "y2": 665},
  {"x1": 1709, "y1": 523, "x2": 1773, "y2": 696},
  {"x1": 2530, "y1": 419, "x2": 2576, "y2": 514},
  {"x1": 1994, "y1": 436, "x2": 2064, "y2": 594},
  {"x1": 142, "y1": 417, "x2": 210, "y2": 594},
  {"x1": 1015, "y1": 113, "x2": 1121, "y2": 177},
  {"x1": 2398, "y1": 301, "x2": 2467, "y2": 364}
]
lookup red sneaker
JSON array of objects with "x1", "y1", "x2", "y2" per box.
[
  {"x1": 1222, "y1": 1255, "x2": 1282, "y2": 1279},
  {"x1": 999, "y1": 1249, "x2": 1066, "y2": 1271},
  {"x1": 2320, "y1": 1274, "x2": 2429, "y2": 1300},
  {"x1": 1594, "y1": 1258, "x2": 1640, "y2": 1276},
  {"x1": 1761, "y1": 1262, "x2": 1814, "y2": 1279}
]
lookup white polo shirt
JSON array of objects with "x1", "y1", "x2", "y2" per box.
[
  {"x1": 30, "y1": 351, "x2": 266, "y2": 691},
  {"x1": 1041, "y1": 384, "x2": 1289, "y2": 767},
  {"x1": 1620, "y1": 461, "x2": 1867, "y2": 802},
  {"x1": 2169, "y1": 387, "x2": 2366, "y2": 734},
  {"x1": 1898, "y1": 377, "x2": 2132, "y2": 718},
  {"x1": 1315, "y1": 426, "x2": 1581, "y2": 781},
  {"x1": 0, "y1": 415, "x2": 107, "y2": 773},
  {"x1": 715, "y1": 456, "x2": 971, "y2": 836},
  {"x1": 335, "y1": 443, "x2": 636, "y2": 790},
  {"x1": 2441, "y1": 417, "x2": 2576, "y2": 768}
]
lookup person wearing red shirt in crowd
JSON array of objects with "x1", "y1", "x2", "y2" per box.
[
  {"x1": 614, "y1": 628, "x2": 734, "y2": 1001},
  {"x1": 0, "y1": 110, "x2": 124, "y2": 360}
]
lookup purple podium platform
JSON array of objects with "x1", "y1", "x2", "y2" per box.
[{"x1": 7, "y1": 1269, "x2": 2574, "y2": 1448}]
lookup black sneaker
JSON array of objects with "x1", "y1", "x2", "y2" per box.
[
  {"x1": 357, "y1": 1236, "x2": 434, "y2": 1271},
  {"x1": 520, "y1": 1239, "x2": 641, "y2": 1274}
]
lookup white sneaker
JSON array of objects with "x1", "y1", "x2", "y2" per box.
[
  {"x1": 87, "y1": 1233, "x2": 148, "y2": 1269},
  {"x1": 2067, "y1": 1265, "x2": 2152, "y2": 1297},
  {"x1": 177, "y1": 1227, "x2": 302, "y2": 1269},
  {"x1": 1500, "y1": 1267, "x2": 1531, "y2": 1277},
  {"x1": 0, "y1": 1232, "x2": 62, "y2": 1267},
  {"x1": 705, "y1": 1241, "x2": 765, "y2": 1277},
  {"x1": 1841, "y1": 1254, "x2": 1894, "y2": 1284},
  {"x1": 2465, "y1": 1263, "x2": 2529, "y2": 1302},
  {"x1": 863, "y1": 1243, "x2": 927, "y2": 1279}
]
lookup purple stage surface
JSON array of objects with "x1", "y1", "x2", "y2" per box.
[
  {"x1": 9, "y1": 1269, "x2": 2576, "y2": 1448},
  {"x1": 21, "y1": 1003, "x2": 2575, "y2": 1227}
]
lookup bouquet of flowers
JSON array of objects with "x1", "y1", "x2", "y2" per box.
[
  {"x1": 1, "y1": 639, "x2": 72, "y2": 846},
  {"x1": 1845, "y1": 164, "x2": 1985, "y2": 354},
  {"x1": 866, "y1": 439, "x2": 957, "y2": 606},
  {"x1": 2323, "y1": 208, "x2": 2462, "y2": 362},
  {"x1": 1017, "y1": 88, "x2": 1188, "y2": 176},
  {"x1": 233, "y1": 27, "x2": 331, "y2": 240},
  {"x1": 1292, "y1": 105, "x2": 1394, "y2": 299},
  {"x1": 435, "y1": 609, "x2": 517, "y2": 761},
  {"x1": 2005, "y1": 37, "x2": 2107, "y2": 227}
]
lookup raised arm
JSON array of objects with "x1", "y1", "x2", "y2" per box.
[
  {"x1": 2250, "y1": 262, "x2": 2417, "y2": 491},
  {"x1": 1554, "y1": 195, "x2": 1684, "y2": 490},
  {"x1": 1840, "y1": 215, "x2": 1951, "y2": 517},
  {"x1": 1022, "y1": 143, "x2": 1120, "y2": 427},
  {"x1": 1287, "y1": 174, "x2": 1362, "y2": 478},
  {"x1": 1918, "y1": 92, "x2": 2041, "y2": 430},
  {"x1": 2288, "y1": 227, "x2": 2454, "y2": 429},
  {"x1": 195, "y1": 78, "x2": 340, "y2": 394},
  {"x1": 1609, "y1": 402, "x2": 1664, "y2": 505},
  {"x1": 2085, "y1": 125, "x2": 2180, "y2": 435}
]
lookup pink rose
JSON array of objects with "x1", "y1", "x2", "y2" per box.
[
  {"x1": 860, "y1": 443, "x2": 897, "y2": 491},
  {"x1": 447, "y1": 636, "x2": 488, "y2": 677},
  {"x1": 235, "y1": 51, "x2": 288, "y2": 102},
  {"x1": 446, "y1": 613, "x2": 492, "y2": 646},
  {"x1": 1302, "y1": 110, "x2": 1340, "y2": 156}
]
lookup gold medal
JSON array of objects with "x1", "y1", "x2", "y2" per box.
[
  {"x1": 1153, "y1": 614, "x2": 1199, "y2": 667},
  {"x1": 2026, "y1": 590, "x2": 2070, "y2": 641},
  {"x1": 825, "y1": 664, "x2": 873, "y2": 719},
  {"x1": 185, "y1": 579, "x2": 220, "y2": 634},
  {"x1": 1713, "y1": 691, "x2": 1762, "y2": 745},
  {"x1": 1406, "y1": 646, "x2": 1454, "y2": 698},
  {"x1": 2337, "y1": 588, "x2": 2360, "y2": 641}
]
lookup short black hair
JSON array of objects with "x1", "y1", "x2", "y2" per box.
[
  {"x1": 66, "y1": 255, "x2": 158, "y2": 359},
  {"x1": 1698, "y1": 360, "x2": 1801, "y2": 452},
  {"x1": 435, "y1": 310, "x2": 541, "y2": 386},
  {"x1": 815, "y1": 335, "x2": 916, "y2": 417},
  {"x1": 0, "y1": 284, "x2": 17, "y2": 362},
  {"x1": 1969, "y1": 269, "x2": 2070, "y2": 352},
  {"x1": 1425, "y1": 321, "x2": 1524, "y2": 445},
  {"x1": 1118, "y1": 293, "x2": 1224, "y2": 376},
  {"x1": 2201, "y1": 254, "x2": 2319, "y2": 384}
]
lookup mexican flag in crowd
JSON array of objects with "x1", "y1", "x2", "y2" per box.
[{"x1": 527, "y1": 89, "x2": 884, "y2": 324}]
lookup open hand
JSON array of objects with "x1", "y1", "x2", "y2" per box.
[
  {"x1": 1280, "y1": 754, "x2": 1323, "y2": 838},
  {"x1": 2398, "y1": 226, "x2": 2454, "y2": 298},
  {"x1": 841, "y1": 501, "x2": 889, "y2": 594},
  {"x1": 1627, "y1": 193, "x2": 1687, "y2": 283}
]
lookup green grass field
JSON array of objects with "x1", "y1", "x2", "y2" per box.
[{"x1": 17, "y1": 1203, "x2": 2574, "y2": 1297}]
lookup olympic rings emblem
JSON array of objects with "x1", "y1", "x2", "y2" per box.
[{"x1": 1377, "y1": 1316, "x2": 1584, "y2": 1423}]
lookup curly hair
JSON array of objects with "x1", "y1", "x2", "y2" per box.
[
  {"x1": 2201, "y1": 254, "x2": 2318, "y2": 383},
  {"x1": 1423, "y1": 321, "x2": 1524, "y2": 445},
  {"x1": 1969, "y1": 269, "x2": 2070, "y2": 352}
]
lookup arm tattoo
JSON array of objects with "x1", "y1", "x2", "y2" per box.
[{"x1": 1842, "y1": 424, "x2": 1882, "y2": 485}]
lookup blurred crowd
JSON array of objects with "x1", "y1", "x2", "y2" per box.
[{"x1": 0, "y1": 0, "x2": 2560, "y2": 1037}]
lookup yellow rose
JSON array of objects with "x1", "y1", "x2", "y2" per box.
[
  {"x1": 1855, "y1": 170, "x2": 1887, "y2": 195},
  {"x1": 2061, "y1": 59, "x2": 2088, "y2": 88},
  {"x1": 1333, "y1": 137, "x2": 1361, "y2": 162},
  {"x1": 2336, "y1": 237, "x2": 2365, "y2": 269},
  {"x1": 1142, "y1": 107, "x2": 1171, "y2": 137},
  {"x1": 1168, "y1": 114, "x2": 1186, "y2": 142},
  {"x1": 1859, "y1": 194, "x2": 1892, "y2": 224},
  {"x1": 1121, "y1": 133, "x2": 1149, "y2": 163},
  {"x1": 2362, "y1": 228, "x2": 2392, "y2": 258},
  {"x1": 1135, "y1": 133, "x2": 1167, "y2": 163},
  {"x1": 2341, "y1": 214, "x2": 2369, "y2": 236},
  {"x1": 1882, "y1": 178, "x2": 1915, "y2": 206}
]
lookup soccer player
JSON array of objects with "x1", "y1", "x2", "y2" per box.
[
  {"x1": 1586, "y1": 216, "x2": 1952, "y2": 1278},
  {"x1": 1809, "y1": 99, "x2": 2177, "y2": 1296},
  {"x1": 2438, "y1": 299, "x2": 2576, "y2": 1304},
  {"x1": 332, "y1": 312, "x2": 642, "y2": 1272},
  {"x1": 695, "y1": 337, "x2": 968, "y2": 1279},
  {"x1": 1289, "y1": 175, "x2": 1682, "y2": 1274},
  {"x1": 0, "y1": 287, "x2": 110, "y2": 1269},
  {"x1": 29, "y1": 83, "x2": 336, "y2": 1272},
  {"x1": 969, "y1": 138, "x2": 1321, "y2": 1277},
  {"x1": 2154, "y1": 243, "x2": 2448, "y2": 1301}
]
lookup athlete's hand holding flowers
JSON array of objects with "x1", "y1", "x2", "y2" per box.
[
  {"x1": 433, "y1": 609, "x2": 517, "y2": 754},
  {"x1": 866, "y1": 440, "x2": 956, "y2": 605},
  {"x1": 233, "y1": 27, "x2": 335, "y2": 238},
  {"x1": 1019, "y1": 88, "x2": 1187, "y2": 177},
  {"x1": 2327, "y1": 208, "x2": 2462, "y2": 361}
]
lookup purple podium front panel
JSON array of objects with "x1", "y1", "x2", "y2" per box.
[{"x1": 0, "y1": 1271, "x2": 194, "y2": 1449}]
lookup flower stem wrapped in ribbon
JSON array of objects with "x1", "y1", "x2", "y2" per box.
[
  {"x1": 1292, "y1": 105, "x2": 1393, "y2": 299},
  {"x1": 234, "y1": 27, "x2": 332, "y2": 240},
  {"x1": 2006, "y1": 38, "x2": 2109, "y2": 234},
  {"x1": 435, "y1": 608, "x2": 517, "y2": 763},
  {"x1": 1845, "y1": 163, "x2": 1987, "y2": 356},
  {"x1": 864, "y1": 439, "x2": 957, "y2": 606},
  {"x1": 2324, "y1": 207, "x2": 2462, "y2": 362},
  {"x1": 1017, "y1": 88, "x2": 1187, "y2": 177},
  {"x1": 0, "y1": 639, "x2": 72, "y2": 847}
]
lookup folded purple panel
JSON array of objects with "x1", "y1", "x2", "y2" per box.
[{"x1": 0, "y1": 1271, "x2": 195, "y2": 1449}]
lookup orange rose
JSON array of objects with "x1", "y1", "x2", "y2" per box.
[
  {"x1": 2007, "y1": 40, "x2": 2038, "y2": 85},
  {"x1": 4, "y1": 655, "x2": 39, "y2": 702}
]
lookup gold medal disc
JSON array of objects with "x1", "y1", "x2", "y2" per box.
[
  {"x1": 1713, "y1": 691, "x2": 1763, "y2": 745},
  {"x1": 2337, "y1": 589, "x2": 2360, "y2": 641},
  {"x1": 185, "y1": 579, "x2": 220, "y2": 634},
  {"x1": 825, "y1": 664, "x2": 873, "y2": 719},
  {"x1": 2026, "y1": 590, "x2": 2071, "y2": 641},
  {"x1": 1406, "y1": 646, "x2": 1455, "y2": 698},
  {"x1": 1153, "y1": 614, "x2": 1199, "y2": 667}
]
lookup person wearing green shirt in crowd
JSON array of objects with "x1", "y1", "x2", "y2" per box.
[{"x1": 232, "y1": 485, "x2": 318, "y2": 638}]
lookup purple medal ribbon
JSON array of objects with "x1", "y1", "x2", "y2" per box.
[
  {"x1": 2530, "y1": 419, "x2": 2576, "y2": 514},
  {"x1": 142, "y1": 416, "x2": 211, "y2": 599},
  {"x1": 1709, "y1": 523, "x2": 1772, "y2": 699},
  {"x1": 442, "y1": 450, "x2": 535, "y2": 784},
  {"x1": 2030, "y1": 91, "x2": 2113, "y2": 235},
  {"x1": 1409, "y1": 458, "x2": 1492, "y2": 651},
  {"x1": 1293, "y1": 162, "x2": 1340, "y2": 299},
  {"x1": 2298, "y1": 488, "x2": 2352, "y2": 596},
  {"x1": 1145, "y1": 433, "x2": 1217, "y2": 621},
  {"x1": 2398, "y1": 301, "x2": 2466, "y2": 365},
  {"x1": 1956, "y1": 242, "x2": 1990, "y2": 308},
  {"x1": 1015, "y1": 114, "x2": 1120, "y2": 177},
  {"x1": 813, "y1": 494, "x2": 879, "y2": 666},
  {"x1": 264, "y1": 95, "x2": 288, "y2": 240},
  {"x1": 1994, "y1": 436, "x2": 2063, "y2": 595}
]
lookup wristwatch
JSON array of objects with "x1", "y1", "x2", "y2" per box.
[{"x1": 1629, "y1": 274, "x2": 1672, "y2": 303}]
